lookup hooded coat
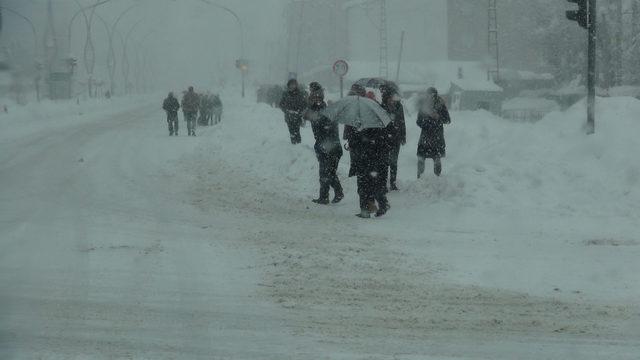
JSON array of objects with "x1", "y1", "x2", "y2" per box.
[
  {"x1": 163, "y1": 95, "x2": 180, "y2": 114},
  {"x1": 306, "y1": 96, "x2": 342, "y2": 157},
  {"x1": 416, "y1": 96, "x2": 450, "y2": 159},
  {"x1": 182, "y1": 90, "x2": 200, "y2": 113}
]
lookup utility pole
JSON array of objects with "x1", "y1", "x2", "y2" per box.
[
  {"x1": 44, "y1": 0, "x2": 58, "y2": 75},
  {"x1": 394, "y1": 30, "x2": 404, "y2": 84},
  {"x1": 378, "y1": 0, "x2": 388, "y2": 79},
  {"x1": 487, "y1": 0, "x2": 499, "y2": 82},
  {"x1": 615, "y1": 0, "x2": 622, "y2": 86},
  {"x1": 295, "y1": 1, "x2": 304, "y2": 76},
  {"x1": 566, "y1": 0, "x2": 596, "y2": 134},
  {"x1": 587, "y1": 0, "x2": 596, "y2": 134}
]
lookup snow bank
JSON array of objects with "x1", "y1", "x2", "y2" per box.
[
  {"x1": 203, "y1": 95, "x2": 640, "y2": 221},
  {"x1": 198, "y1": 95, "x2": 640, "y2": 303},
  {"x1": 502, "y1": 97, "x2": 560, "y2": 112}
]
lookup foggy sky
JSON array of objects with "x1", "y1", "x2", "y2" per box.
[{"x1": 1, "y1": 0, "x2": 287, "y2": 93}]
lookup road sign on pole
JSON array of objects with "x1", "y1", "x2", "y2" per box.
[{"x1": 333, "y1": 59, "x2": 349, "y2": 98}]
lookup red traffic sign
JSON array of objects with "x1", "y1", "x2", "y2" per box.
[{"x1": 333, "y1": 60, "x2": 349, "y2": 77}]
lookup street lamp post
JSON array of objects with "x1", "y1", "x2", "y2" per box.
[
  {"x1": 0, "y1": 5, "x2": 40, "y2": 101},
  {"x1": 108, "y1": 4, "x2": 138, "y2": 95},
  {"x1": 198, "y1": 0, "x2": 246, "y2": 97},
  {"x1": 68, "y1": 0, "x2": 116, "y2": 97},
  {"x1": 122, "y1": 19, "x2": 144, "y2": 95}
]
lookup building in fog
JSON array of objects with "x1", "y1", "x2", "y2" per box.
[
  {"x1": 446, "y1": 0, "x2": 487, "y2": 62},
  {"x1": 284, "y1": 0, "x2": 449, "y2": 80}
]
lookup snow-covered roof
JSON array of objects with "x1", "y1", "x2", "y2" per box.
[
  {"x1": 608, "y1": 86, "x2": 640, "y2": 98},
  {"x1": 343, "y1": 60, "x2": 491, "y2": 91},
  {"x1": 450, "y1": 80, "x2": 503, "y2": 92},
  {"x1": 502, "y1": 97, "x2": 560, "y2": 111},
  {"x1": 517, "y1": 71, "x2": 554, "y2": 81},
  {"x1": 501, "y1": 68, "x2": 555, "y2": 81},
  {"x1": 342, "y1": 0, "x2": 370, "y2": 9}
]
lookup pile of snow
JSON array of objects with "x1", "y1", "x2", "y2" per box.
[
  {"x1": 502, "y1": 97, "x2": 560, "y2": 112},
  {"x1": 417, "y1": 97, "x2": 640, "y2": 218},
  {"x1": 197, "y1": 95, "x2": 640, "y2": 303},
  {"x1": 202, "y1": 95, "x2": 640, "y2": 221}
]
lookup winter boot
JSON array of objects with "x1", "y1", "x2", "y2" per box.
[
  {"x1": 375, "y1": 198, "x2": 390, "y2": 217},
  {"x1": 332, "y1": 192, "x2": 344, "y2": 204},
  {"x1": 417, "y1": 158, "x2": 426, "y2": 179},
  {"x1": 434, "y1": 158, "x2": 442, "y2": 176},
  {"x1": 355, "y1": 209, "x2": 371, "y2": 218},
  {"x1": 312, "y1": 198, "x2": 330, "y2": 205},
  {"x1": 367, "y1": 200, "x2": 378, "y2": 213},
  {"x1": 375, "y1": 204, "x2": 390, "y2": 217}
]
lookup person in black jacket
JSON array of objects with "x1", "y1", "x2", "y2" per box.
[
  {"x1": 346, "y1": 126, "x2": 391, "y2": 218},
  {"x1": 303, "y1": 82, "x2": 344, "y2": 204},
  {"x1": 417, "y1": 87, "x2": 451, "y2": 178},
  {"x1": 162, "y1": 92, "x2": 180, "y2": 136},
  {"x1": 343, "y1": 84, "x2": 391, "y2": 218},
  {"x1": 279, "y1": 79, "x2": 306, "y2": 144},
  {"x1": 381, "y1": 85, "x2": 406, "y2": 191}
]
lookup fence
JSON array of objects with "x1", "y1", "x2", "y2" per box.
[{"x1": 502, "y1": 109, "x2": 549, "y2": 122}]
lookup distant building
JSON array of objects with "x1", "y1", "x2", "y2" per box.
[
  {"x1": 447, "y1": 0, "x2": 487, "y2": 62},
  {"x1": 449, "y1": 80, "x2": 503, "y2": 114}
]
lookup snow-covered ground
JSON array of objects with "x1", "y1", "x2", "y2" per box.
[{"x1": 1, "y1": 92, "x2": 639, "y2": 359}]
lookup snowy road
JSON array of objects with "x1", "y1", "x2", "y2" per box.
[
  {"x1": 0, "y1": 101, "x2": 308, "y2": 359},
  {"x1": 1, "y1": 96, "x2": 639, "y2": 359}
]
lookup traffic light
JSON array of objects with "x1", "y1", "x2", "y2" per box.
[
  {"x1": 66, "y1": 57, "x2": 77, "y2": 73},
  {"x1": 566, "y1": 0, "x2": 589, "y2": 29},
  {"x1": 235, "y1": 58, "x2": 249, "y2": 72}
]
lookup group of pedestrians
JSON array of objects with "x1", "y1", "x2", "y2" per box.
[
  {"x1": 283, "y1": 79, "x2": 450, "y2": 218},
  {"x1": 162, "y1": 86, "x2": 223, "y2": 137}
]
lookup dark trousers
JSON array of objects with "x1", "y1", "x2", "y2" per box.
[
  {"x1": 285, "y1": 115, "x2": 302, "y2": 144},
  {"x1": 213, "y1": 107, "x2": 222, "y2": 124},
  {"x1": 418, "y1": 156, "x2": 442, "y2": 177},
  {"x1": 167, "y1": 112, "x2": 178, "y2": 135},
  {"x1": 317, "y1": 152, "x2": 343, "y2": 200},
  {"x1": 185, "y1": 112, "x2": 197, "y2": 135},
  {"x1": 357, "y1": 165, "x2": 389, "y2": 211},
  {"x1": 389, "y1": 143, "x2": 401, "y2": 184}
]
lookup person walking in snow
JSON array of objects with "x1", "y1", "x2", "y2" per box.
[
  {"x1": 211, "y1": 94, "x2": 223, "y2": 125},
  {"x1": 381, "y1": 85, "x2": 406, "y2": 190},
  {"x1": 198, "y1": 92, "x2": 211, "y2": 126},
  {"x1": 182, "y1": 86, "x2": 199, "y2": 136},
  {"x1": 343, "y1": 84, "x2": 391, "y2": 218},
  {"x1": 303, "y1": 82, "x2": 344, "y2": 205},
  {"x1": 162, "y1": 92, "x2": 180, "y2": 136},
  {"x1": 279, "y1": 79, "x2": 306, "y2": 144},
  {"x1": 416, "y1": 87, "x2": 450, "y2": 178}
]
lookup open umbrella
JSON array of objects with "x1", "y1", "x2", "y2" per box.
[{"x1": 321, "y1": 95, "x2": 392, "y2": 130}]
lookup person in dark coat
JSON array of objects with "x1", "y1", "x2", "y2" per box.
[
  {"x1": 181, "y1": 86, "x2": 199, "y2": 136},
  {"x1": 303, "y1": 82, "x2": 344, "y2": 204},
  {"x1": 343, "y1": 84, "x2": 391, "y2": 218},
  {"x1": 381, "y1": 85, "x2": 406, "y2": 190},
  {"x1": 162, "y1": 92, "x2": 180, "y2": 136},
  {"x1": 211, "y1": 94, "x2": 223, "y2": 124},
  {"x1": 279, "y1": 79, "x2": 306, "y2": 144},
  {"x1": 344, "y1": 84, "x2": 367, "y2": 178},
  {"x1": 416, "y1": 87, "x2": 451, "y2": 178}
]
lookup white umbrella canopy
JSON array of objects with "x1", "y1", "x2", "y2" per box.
[{"x1": 321, "y1": 96, "x2": 392, "y2": 130}]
